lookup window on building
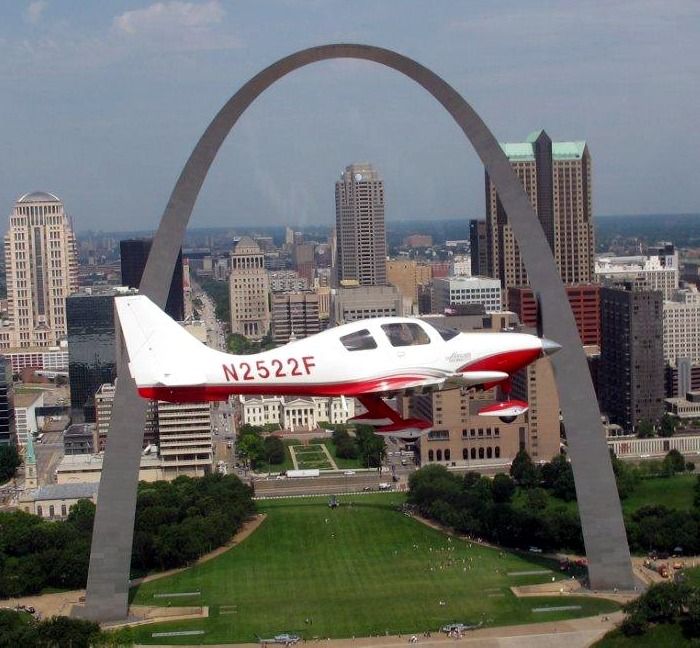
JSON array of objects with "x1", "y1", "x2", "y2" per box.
[
  {"x1": 381, "y1": 323, "x2": 430, "y2": 347},
  {"x1": 478, "y1": 447, "x2": 484, "y2": 459},
  {"x1": 445, "y1": 449, "x2": 451, "y2": 461},
  {"x1": 340, "y1": 329, "x2": 377, "y2": 351},
  {"x1": 462, "y1": 448, "x2": 468, "y2": 459},
  {"x1": 495, "y1": 446, "x2": 500, "y2": 458},
  {"x1": 428, "y1": 450, "x2": 434, "y2": 461},
  {"x1": 49, "y1": 505, "x2": 55, "y2": 518},
  {"x1": 486, "y1": 447, "x2": 492, "y2": 459},
  {"x1": 61, "y1": 504, "x2": 67, "y2": 516},
  {"x1": 436, "y1": 449, "x2": 443, "y2": 461},
  {"x1": 37, "y1": 505, "x2": 43, "y2": 517},
  {"x1": 470, "y1": 448, "x2": 476, "y2": 459}
]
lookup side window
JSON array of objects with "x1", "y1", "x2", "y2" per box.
[
  {"x1": 432, "y1": 324, "x2": 459, "y2": 341},
  {"x1": 340, "y1": 329, "x2": 377, "y2": 351},
  {"x1": 381, "y1": 323, "x2": 431, "y2": 347}
]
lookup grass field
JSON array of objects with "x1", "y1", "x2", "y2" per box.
[
  {"x1": 621, "y1": 474, "x2": 697, "y2": 513},
  {"x1": 129, "y1": 494, "x2": 617, "y2": 645},
  {"x1": 291, "y1": 444, "x2": 335, "y2": 470}
]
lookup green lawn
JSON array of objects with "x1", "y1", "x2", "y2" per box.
[
  {"x1": 621, "y1": 475, "x2": 697, "y2": 513},
  {"x1": 291, "y1": 444, "x2": 334, "y2": 470},
  {"x1": 129, "y1": 494, "x2": 617, "y2": 645}
]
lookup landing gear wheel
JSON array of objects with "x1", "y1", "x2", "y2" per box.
[{"x1": 499, "y1": 415, "x2": 517, "y2": 424}]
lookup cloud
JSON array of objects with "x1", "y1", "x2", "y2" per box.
[
  {"x1": 25, "y1": 0, "x2": 48, "y2": 24},
  {"x1": 114, "y1": 1, "x2": 225, "y2": 35}
]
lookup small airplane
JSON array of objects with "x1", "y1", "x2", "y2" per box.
[{"x1": 116, "y1": 295, "x2": 561, "y2": 439}]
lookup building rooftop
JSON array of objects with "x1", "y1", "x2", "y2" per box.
[
  {"x1": 14, "y1": 391, "x2": 44, "y2": 408},
  {"x1": 501, "y1": 139, "x2": 587, "y2": 162},
  {"x1": 64, "y1": 423, "x2": 95, "y2": 438},
  {"x1": 17, "y1": 191, "x2": 61, "y2": 204},
  {"x1": 21, "y1": 482, "x2": 99, "y2": 502}
]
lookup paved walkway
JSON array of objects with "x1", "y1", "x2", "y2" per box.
[{"x1": 140, "y1": 612, "x2": 623, "y2": 648}]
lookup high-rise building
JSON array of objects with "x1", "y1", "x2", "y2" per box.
[
  {"x1": 485, "y1": 131, "x2": 593, "y2": 297},
  {"x1": 2, "y1": 192, "x2": 78, "y2": 349},
  {"x1": 0, "y1": 357, "x2": 15, "y2": 445},
  {"x1": 120, "y1": 239, "x2": 184, "y2": 321},
  {"x1": 508, "y1": 285, "x2": 601, "y2": 346},
  {"x1": 293, "y1": 243, "x2": 315, "y2": 284},
  {"x1": 156, "y1": 401, "x2": 212, "y2": 479},
  {"x1": 229, "y1": 237, "x2": 270, "y2": 340},
  {"x1": 332, "y1": 285, "x2": 404, "y2": 324},
  {"x1": 271, "y1": 292, "x2": 321, "y2": 345},
  {"x1": 335, "y1": 163, "x2": 387, "y2": 287},
  {"x1": 386, "y1": 260, "x2": 432, "y2": 310},
  {"x1": 469, "y1": 220, "x2": 488, "y2": 277},
  {"x1": 432, "y1": 276, "x2": 502, "y2": 314},
  {"x1": 599, "y1": 285, "x2": 664, "y2": 432},
  {"x1": 66, "y1": 287, "x2": 135, "y2": 423},
  {"x1": 663, "y1": 286, "x2": 700, "y2": 366},
  {"x1": 595, "y1": 248, "x2": 679, "y2": 300}
]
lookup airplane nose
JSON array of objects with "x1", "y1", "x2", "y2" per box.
[{"x1": 541, "y1": 338, "x2": 562, "y2": 356}]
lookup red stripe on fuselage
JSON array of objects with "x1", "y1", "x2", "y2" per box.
[
  {"x1": 138, "y1": 374, "x2": 431, "y2": 403},
  {"x1": 458, "y1": 347, "x2": 541, "y2": 375}
]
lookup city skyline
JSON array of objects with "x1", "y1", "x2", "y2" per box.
[{"x1": 0, "y1": 1, "x2": 698, "y2": 232}]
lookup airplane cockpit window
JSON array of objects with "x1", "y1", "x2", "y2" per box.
[
  {"x1": 340, "y1": 329, "x2": 378, "y2": 351},
  {"x1": 381, "y1": 322, "x2": 431, "y2": 347},
  {"x1": 431, "y1": 324, "x2": 459, "y2": 341}
]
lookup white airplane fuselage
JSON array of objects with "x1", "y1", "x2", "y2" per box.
[{"x1": 117, "y1": 296, "x2": 552, "y2": 405}]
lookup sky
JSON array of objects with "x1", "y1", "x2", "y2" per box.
[{"x1": 0, "y1": 1, "x2": 698, "y2": 233}]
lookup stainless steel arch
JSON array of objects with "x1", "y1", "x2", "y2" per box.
[{"x1": 81, "y1": 43, "x2": 634, "y2": 621}]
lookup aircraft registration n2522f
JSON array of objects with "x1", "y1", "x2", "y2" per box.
[{"x1": 116, "y1": 295, "x2": 561, "y2": 439}]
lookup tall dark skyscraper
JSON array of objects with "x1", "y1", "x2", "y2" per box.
[
  {"x1": 67, "y1": 288, "x2": 127, "y2": 423},
  {"x1": 335, "y1": 163, "x2": 387, "y2": 287},
  {"x1": 0, "y1": 357, "x2": 14, "y2": 445},
  {"x1": 469, "y1": 219, "x2": 487, "y2": 276},
  {"x1": 599, "y1": 284, "x2": 664, "y2": 432},
  {"x1": 120, "y1": 239, "x2": 184, "y2": 321},
  {"x1": 485, "y1": 130, "x2": 594, "y2": 298}
]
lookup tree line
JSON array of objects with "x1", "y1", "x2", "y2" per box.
[
  {"x1": 0, "y1": 473, "x2": 255, "y2": 598},
  {"x1": 408, "y1": 450, "x2": 700, "y2": 556}
]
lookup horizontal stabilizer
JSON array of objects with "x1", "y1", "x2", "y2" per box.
[{"x1": 478, "y1": 400, "x2": 529, "y2": 418}]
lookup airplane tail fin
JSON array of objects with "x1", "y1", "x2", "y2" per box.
[{"x1": 115, "y1": 294, "x2": 210, "y2": 388}]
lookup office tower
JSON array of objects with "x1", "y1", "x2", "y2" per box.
[
  {"x1": 0, "y1": 357, "x2": 14, "y2": 445},
  {"x1": 3, "y1": 192, "x2": 78, "y2": 348},
  {"x1": 432, "y1": 276, "x2": 502, "y2": 314},
  {"x1": 663, "y1": 286, "x2": 700, "y2": 366},
  {"x1": 508, "y1": 285, "x2": 601, "y2": 346},
  {"x1": 293, "y1": 243, "x2": 315, "y2": 284},
  {"x1": 595, "y1": 247, "x2": 679, "y2": 300},
  {"x1": 67, "y1": 287, "x2": 132, "y2": 423},
  {"x1": 332, "y1": 285, "x2": 404, "y2": 324},
  {"x1": 271, "y1": 292, "x2": 320, "y2": 345},
  {"x1": 485, "y1": 131, "x2": 593, "y2": 296},
  {"x1": 119, "y1": 239, "x2": 184, "y2": 320},
  {"x1": 335, "y1": 163, "x2": 387, "y2": 286},
  {"x1": 155, "y1": 401, "x2": 212, "y2": 479},
  {"x1": 469, "y1": 220, "x2": 488, "y2": 276},
  {"x1": 386, "y1": 260, "x2": 432, "y2": 310},
  {"x1": 599, "y1": 285, "x2": 664, "y2": 432},
  {"x1": 229, "y1": 236, "x2": 270, "y2": 339}
]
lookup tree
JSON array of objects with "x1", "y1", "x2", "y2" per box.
[
  {"x1": 238, "y1": 433, "x2": 265, "y2": 468},
  {"x1": 636, "y1": 419, "x2": 655, "y2": 438},
  {"x1": 659, "y1": 414, "x2": 678, "y2": 438},
  {"x1": 540, "y1": 455, "x2": 576, "y2": 501},
  {"x1": 0, "y1": 445, "x2": 21, "y2": 483},
  {"x1": 662, "y1": 448, "x2": 686, "y2": 475},
  {"x1": 263, "y1": 436, "x2": 285, "y2": 465},
  {"x1": 491, "y1": 473, "x2": 515, "y2": 503},
  {"x1": 355, "y1": 425, "x2": 386, "y2": 468},
  {"x1": 509, "y1": 450, "x2": 539, "y2": 488}
]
